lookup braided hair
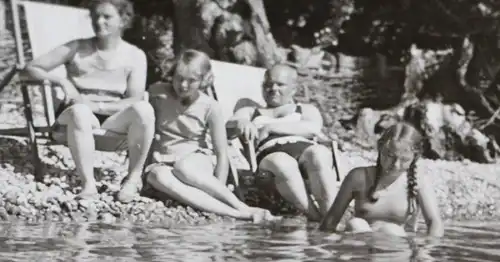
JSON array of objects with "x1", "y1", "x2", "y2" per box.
[{"x1": 369, "y1": 122, "x2": 423, "y2": 217}]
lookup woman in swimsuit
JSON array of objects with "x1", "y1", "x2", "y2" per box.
[
  {"x1": 319, "y1": 122, "x2": 444, "y2": 237},
  {"x1": 227, "y1": 64, "x2": 339, "y2": 221},
  {"x1": 23, "y1": 0, "x2": 154, "y2": 202},
  {"x1": 146, "y1": 49, "x2": 278, "y2": 222}
]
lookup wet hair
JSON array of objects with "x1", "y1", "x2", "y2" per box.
[
  {"x1": 164, "y1": 49, "x2": 214, "y2": 91},
  {"x1": 87, "y1": 0, "x2": 135, "y2": 30},
  {"x1": 368, "y1": 122, "x2": 423, "y2": 216}
]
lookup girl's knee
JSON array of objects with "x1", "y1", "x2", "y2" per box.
[
  {"x1": 346, "y1": 218, "x2": 372, "y2": 233},
  {"x1": 147, "y1": 165, "x2": 175, "y2": 187},
  {"x1": 173, "y1": 153, "x2": 213, "y2": 185}
]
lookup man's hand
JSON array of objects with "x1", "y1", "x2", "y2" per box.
[{"x1": 237, "y1": 119, "x2": 258, "y2": 142}]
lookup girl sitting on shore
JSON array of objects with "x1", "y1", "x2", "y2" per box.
[
  {"x1": 319, "y1": 122, "x2": 444, "y2": 237},
  {"x1": 146, "y1": 49, "x2": 278, "y2": 222}
]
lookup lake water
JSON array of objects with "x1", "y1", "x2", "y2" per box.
[{"x1": 0, "y1": 219, "x2": 498, "y2": 262}]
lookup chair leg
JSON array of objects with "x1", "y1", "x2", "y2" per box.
[
  {"x1": 21, "y1": 85, "x2": 44, "y2": 181},
  {"x1": 330, "y1": 141, "x2": 342, "y2": 181},
  {"x1": 227, "y1": 159, "x2": 245, "y2": 201}
]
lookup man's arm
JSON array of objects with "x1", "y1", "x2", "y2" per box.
[{"x1": 264, "y1": 103, "x2": 323, "y2": 139}]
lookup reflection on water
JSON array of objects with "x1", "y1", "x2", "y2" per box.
[{"x1": 0, "y1": 219, "x2": 498, "y2": 262}]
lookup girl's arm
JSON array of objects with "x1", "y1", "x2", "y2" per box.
[
  {"x1": 417, "y1": 175, "x2": 445, "y2": 237},
  {"x1": 97, "y1": 49, "x2": 148, "y2": 114},
  {"x1": 225, "y1": 106, "x2": 256, "y2": 140},
  {"x1": 319, "y1": 168, "x2": 361, "y2": 231},
  {"x1": 208, "y1": 102, "x2": 230, "y2": 183}
]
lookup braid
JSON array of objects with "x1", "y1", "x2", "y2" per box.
[
  {"x1": 407, "y1": 156, "x2": 419, "y2": 216},
  {"x1": 368, "y1": 156, "x2": 383, "y2": 202}
]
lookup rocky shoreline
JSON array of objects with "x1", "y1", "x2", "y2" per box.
[
  {"x1": 0, "y1": 132, "x2": 498, "y2": 226},
  {"x1": 1, "y1": 34, "x2": 499, "y2": 225}
]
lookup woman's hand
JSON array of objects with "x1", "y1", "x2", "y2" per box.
[
  {"x1": 59, "y1": 79, "x2": 82, "y2": 104},
  {"x1": 237, "y1": 120, "x2": 258, "y2": 142}
]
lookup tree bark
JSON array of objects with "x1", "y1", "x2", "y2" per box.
[{"x1": 171, "y1": 0, "x2": 281, "y2": 66}]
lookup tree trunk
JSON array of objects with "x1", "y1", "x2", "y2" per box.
[{"x1": 171, "y1": 0, "x2": 282, "y2": 66}]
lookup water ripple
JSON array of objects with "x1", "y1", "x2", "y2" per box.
[{"x1": 0, "y1": 220, "x2": 497, "y2": 261}]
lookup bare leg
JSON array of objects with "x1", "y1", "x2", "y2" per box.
[
  {"x1": 346, "y1": 218, "x2": 373, "y2": 233},
  {"x1": 371, "y1": 221, "x2": 407, "y2": 237},
  {"x1": 57, "y1": 103, "x2": 101, "y2": 198},
  {"x1": 147, "y1": 165, "x2": 250, "y2": 219},
  {"x1": 100, "y1": 101, "x2": 155, "y2": 202},
  {"x1": 173, "y1": 153, "x2": 255, "y2": 214},
  {"x1": 299, "y1": 144, "x2": 339, "y2": 215},
  {"x1": 147, "y1": 163, "x2": 275, "y2": 222},
  {"x1": 259, "y1": 152, "x2": 321, "y2": 221}
]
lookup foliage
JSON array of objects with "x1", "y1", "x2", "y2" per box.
[{"x1": 340, "y1": 0, "x2": 500, "y2": 61}]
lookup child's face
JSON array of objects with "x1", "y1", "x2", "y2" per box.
[
  {"x1": 172, "y1": 64, "x2": 204, "y2": 99},
  {"x1": 379, "y1": 141, "x2": 414, "y2": 174}
]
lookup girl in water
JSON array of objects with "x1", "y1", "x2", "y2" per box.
[
  {"x1": 146, "y1": 49, "x2": 278, "y2": 222},
  {"x1": 319, "y1": 122, "x2": 444, "y2": 237}
]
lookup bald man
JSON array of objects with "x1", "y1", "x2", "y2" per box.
[{"x1": 226, "y1": 64, "x2": 339, "y2": 221}]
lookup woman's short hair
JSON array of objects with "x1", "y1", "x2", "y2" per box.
[{"x1": 87, "y1": 0, "x2": 135, "y2": 30}]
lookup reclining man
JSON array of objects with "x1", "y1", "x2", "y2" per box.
[{"x1": 226, "y1": 64, "x2": 339, "y2": 220}]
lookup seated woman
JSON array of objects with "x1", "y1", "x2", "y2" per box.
[
  {"x1": 226, "y1": 64, "x2": 339, "y2": 221},
  {"x1": 319, "y1": 122, "x2": 444, "y2": 237},
  {"x1": 146, "y1": 49, "x2": 278, "y2": 222},
  {"x1": 23, "y1": 0, "x2": 154, "y2": 202}
]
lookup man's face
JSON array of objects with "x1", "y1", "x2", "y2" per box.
[{"x1": 262, "y1": 66, "x2": 297, "y2": 107}]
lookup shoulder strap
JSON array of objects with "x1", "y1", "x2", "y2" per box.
[
  {"x1": 295, "y1": 104, "x2": 303, "y2": 114},
  {"x1": 250, "y1": 107, "x2": 261, "y2": 121}
]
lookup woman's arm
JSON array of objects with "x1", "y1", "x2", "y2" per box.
[
  {"x1": 22, "y1": 40, "x2": 80, "y2": 98},
  {"x1": 319, "y1": 168, "x2": 360, "y2": 231},
  {"x1": 263, "y1": 103, "x2": 323, "y2": 139},
  {"x1": 417, "y1": 175, "x2": 445, "y2": 237},
  {"x1": 208, "y1": 102, "x2": 230, "y2": 183},
  {"x1": 97, "y1": 49, "x2": 148, "y2": 114}
]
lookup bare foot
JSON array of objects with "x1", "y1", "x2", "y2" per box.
[
  {"x1": 248, "y1": 207, "x2": 282, "y2": 223},
  {"x1": 116, "y1": 177, "x2": 142, "y2": 203}
]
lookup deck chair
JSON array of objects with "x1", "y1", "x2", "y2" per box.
[
  {"x1": 209, "y1": 60, "x2": 345, "y2": 203},
  {"x1": 0, "y1": 1, "x2": 141, "y2": 180}
]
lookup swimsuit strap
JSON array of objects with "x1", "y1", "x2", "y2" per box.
[{"x1": 251, "y1": 104, "x2": 302, "y2": 121}]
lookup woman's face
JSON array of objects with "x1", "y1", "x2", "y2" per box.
[
  {"x1": 379, "y1": 142, "x2": 415, "y2": 174},
  {"x1": 172, "y1": 65, "x2": 203, "y2": 99},
  {"x1": 90, "y1": 2, "x2": 124, "y2": 38}
]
